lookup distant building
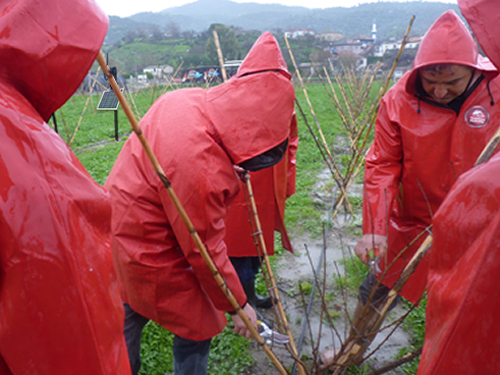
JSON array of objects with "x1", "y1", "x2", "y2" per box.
[
  {"x1": 332, "y1": 33, "x2": 375, "y2": 55},
  {"x1": 143, "y1": 64, "x2": 174, "y2": 79},
  {"x1": 373, "y1": 36, "x2": 422, "y2": 57},
  {"x1": 316, "y1": 29, "x2": 344, "y2": 42},
  {"x1": 284, "y1": 28, "x2": 315, "y2": 39},
  {"x1": 351, "y1": 33, "x2": 375, "y2": 44}
]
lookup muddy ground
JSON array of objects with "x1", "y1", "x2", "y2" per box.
[{"x1": 243, "y1": 174, "x2": 411, "y2": 375}]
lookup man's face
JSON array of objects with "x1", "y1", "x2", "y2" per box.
[{"x1": 419, "y1": 64, "x2": 474, "y2": 104}]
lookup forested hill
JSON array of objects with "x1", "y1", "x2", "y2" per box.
[{"x1": 105, "y1": 0, "x2": 460, "y2": 45}]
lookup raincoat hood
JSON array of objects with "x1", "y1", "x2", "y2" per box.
[
  {"x1": 406, "y1": 10, "x2": 497, "y2": 95},
  {"x1": 459, "y1": 0, "x2": 500, "y2": 70},
  {"x1": 205, "y1": 32, "x2": 295, "y2": 166},
  {"x1": 0, "y1": 0, "x2": 108, "y2": 122},
  {"x1": 236, "y1": 31, "x2": 291, "y2": 79}
]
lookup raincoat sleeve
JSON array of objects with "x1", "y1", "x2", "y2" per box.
[
  {"x1": 157, "y1": 163, "x2": 246, "y2": 312},
  {"x1": 363, "y1": 97, "x2": 403, "y2": 235}
]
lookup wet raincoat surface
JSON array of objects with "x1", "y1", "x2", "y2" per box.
[
  {"x1": 0, "y1": 0, "x2": 130, "y2": 374},
  {"x1": 418, "y1": 152, "x2": 500, "y2": 374},
  {"x1": 105, "y1": 32, "x2": 295, "y2": 341},
  {"x1": 363, "y1": 10, "x2": 500, "y2": 304},
  {"x1": 418, "y1": 1, "x2": 500, "y2": 373},
  {"x1": 225, "y1": 114, "x2": 298, "y2": 257}
]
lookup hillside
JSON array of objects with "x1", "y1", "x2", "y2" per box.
[{"x1": 104, "y1": 0, "x2": 460, "y2": 46}]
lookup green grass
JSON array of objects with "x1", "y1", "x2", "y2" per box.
[
  {"x1": 336, "y1": 256, "x2": 370, "y2": 293},
  {"x1": 400, "y1": 297, "x2": 427, "y2": 374},
  {"x1": 139, "y1": 322, "x2": 254, "y2": 375},
  {"x1": 76, "y1": 139, "x2": 126, "y2": 185}
]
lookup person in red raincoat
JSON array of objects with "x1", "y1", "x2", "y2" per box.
[
  {"x1": 226, "y1": 114, "x2": 298, "y2": 310},
  {"x1": 0, "y1": 0, "x2": 131, "y2": 374},
  {"x1": 418, "y1": 1, "x2": 500, "y2": 373},
  {"x1": 322, "y1": 9, "x2": 500, "y2": 366},
  {"x1": 105, "y1": 32, "x2": 296, "y2": 375}
]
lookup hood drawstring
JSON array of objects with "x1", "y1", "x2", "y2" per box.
[
  {"x1": 487, "y1": 81, "x2": 495, "y2": 106},
  {"x1": 417, "y1": 98, "x2": 421, "y2": 114}
]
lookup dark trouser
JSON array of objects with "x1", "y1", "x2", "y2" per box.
[
  {"x1": 359, "y1": 273, "x2": 400, "y2": 311},
  {"x1": 123, "y1": 303, "x2": 211, "y2": 375},
  {"x1": 229, "y1": 256, "x2": 261, "y2": 286}
]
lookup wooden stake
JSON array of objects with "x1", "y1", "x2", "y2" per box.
[
  {"x1": 69, "y1": 67, "x2": 101, "y2": 146},
  {"x1": 212, "y1": 30, "x2": 228, "y2": 83},
  {"x1": 286, "y1": 35, "x2": 354, "y2": 217},
  {"x1": 243, "y1": 172, "x2": 307, "y2": 375}
]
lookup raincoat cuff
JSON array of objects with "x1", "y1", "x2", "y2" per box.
[{"x1": 228, "y1": 301, "x2": 248, "y2": 315}]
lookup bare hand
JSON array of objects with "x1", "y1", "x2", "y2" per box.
[
  {"x1": 233, "y1": 165, "x2": 245, "y2": 174},
  {"x1": 231, "y1": 303, "x2": 257, "y2": 339},
  {"x1": 354, "y1": 234, "x2": 388, "y2": 262}
]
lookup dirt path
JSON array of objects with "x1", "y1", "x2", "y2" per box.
[{"x1": 243, "y1": 173, "x2": 411, "y2": 374}]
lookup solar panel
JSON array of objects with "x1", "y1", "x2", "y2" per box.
[{"x1": 97, "y1": 89, "x2": 122, "y2": 110}]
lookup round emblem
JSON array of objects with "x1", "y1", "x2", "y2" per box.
[{"x1": 465, "y1": 106, "x2": 490, "y2": 128}]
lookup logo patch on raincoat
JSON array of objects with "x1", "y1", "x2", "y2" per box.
[{"x1": 465, "y1": 106, "x2": 490, "y2": 128}]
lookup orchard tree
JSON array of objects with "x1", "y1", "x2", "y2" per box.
[
  {"x1": 165, "y1": 21, "x2": 181, "y2": 39},
  {"x1": 205, "y1": 24, "x2": 239, "y2": 64}
]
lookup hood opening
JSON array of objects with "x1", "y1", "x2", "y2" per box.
[
  {"x1": 405, "y1": 10, "x2": 497, "y2": 96},
  {"x1": 415, "y1": 70, "x2": 485, "y2": 115},
  {"x1": 238, "y1": 138, "x2": 289, "y2": 172}
]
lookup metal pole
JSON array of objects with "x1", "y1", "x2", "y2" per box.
[{"x1": 114, "y1": 109, "x2": 118, "y2": 141}]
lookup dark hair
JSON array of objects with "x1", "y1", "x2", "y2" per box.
[{"x1": 420, "y1": 63, "x2": 473, "y2": 74}]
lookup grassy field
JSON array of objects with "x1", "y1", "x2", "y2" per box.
[{"x1": 58, "y1": 80, "x2": 424, "y2": 374}]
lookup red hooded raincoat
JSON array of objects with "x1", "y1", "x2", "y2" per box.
[
  {"x1": 363, "y1": 10, "x2": 500, "y2": 304},
  {"x1": 105, "y1": 32, "x2": 295, "y2": 341},
  {"x1": 418, "y1": 1, "x2": 500, "y2": 373},
  {"x1": 0, "y1": 0, "x2": 130, "y2": 374}
]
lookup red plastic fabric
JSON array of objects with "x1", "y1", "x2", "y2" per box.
[
  {"x1": 225, "y1": 114, "x2": 298, "y2": 257},
  {"x1": 362, "y1": 10, "x2": 500, "y2": 304},
  {"x1": 459, "y1": 0, "x2": 500, "y2": 71},
  {"x1": 0, "y1": 0, "x2": 131, "y2": 374},
  {"x1": 418, "y1": 2, "x2": 500, "y2": 373},
  {"x1": 105, "y1": 32, "x2": 295, "y2": 341},
  {"x1": 418, "y1": 153, "x2": 500, "y2": 374}
]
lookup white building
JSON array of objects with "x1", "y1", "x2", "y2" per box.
[
  {"x1": 143, "y1": 64, "x2": 174, "y2": 79},
  {"x1": 284, "y1": 28, "x2": 315, "y2": 39},
  {"x1": 374, "y1": 37, "x2": 422, "y2": 57}
]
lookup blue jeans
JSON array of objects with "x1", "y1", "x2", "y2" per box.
[
  {"x1": 230, "y1": 256, "x2": 261, "y2": 286},
  {"x1": 123, "y1": 303, "x2": 211, "y2": 375}
]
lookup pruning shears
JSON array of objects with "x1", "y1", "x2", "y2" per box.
[
  {"x1": 367, "y1": 248, "x2": 381, "y2": 275},
  {"x1": 258, "y1": 320, "x2": 289, "y2": 345}
]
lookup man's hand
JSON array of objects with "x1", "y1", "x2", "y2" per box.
[
  {"x1": 231, "y1": 303, "x2": 257, "y2": 339},
  {"x1": 354, "y1": 234, "x2": 388, "y2": 262}
]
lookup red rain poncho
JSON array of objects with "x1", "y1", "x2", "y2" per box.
[
  {"x1": 225, "y1": 114, "x2": 298, "y2": 257},
  {"x1": 418, "y1": 1, "x2": 500, "y2": 373},
  {"x1": 0, "y1": 0, "x2": 130, "y2": 374},
  {"x1": 363, "y1": 10, "x2": 500, "y2": 304},
  {"x1": 105, "y1": 32, "x2": 295, "y2": 341},
  {"x1": 418, "y1": 152, "x2": 500, "y2": 374}
]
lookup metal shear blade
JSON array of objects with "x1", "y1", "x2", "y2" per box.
[
  {"x1": 258, "y1": 321, "x2": 289, "y2": 345},
  {"x1": 368, "y1": 255, "x2": 381, "y2": 275}
]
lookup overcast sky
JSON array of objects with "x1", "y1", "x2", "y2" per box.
[{"x1": 95, "y1": 0, "x2": 457, "y2": 18}]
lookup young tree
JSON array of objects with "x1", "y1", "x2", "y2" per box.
[
  {"x1": 205, "y1": 24, "x2": 239, "y2": 64},
  {"x1": 165, "y1": 21, "x2": 181, "y2": 39}
]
